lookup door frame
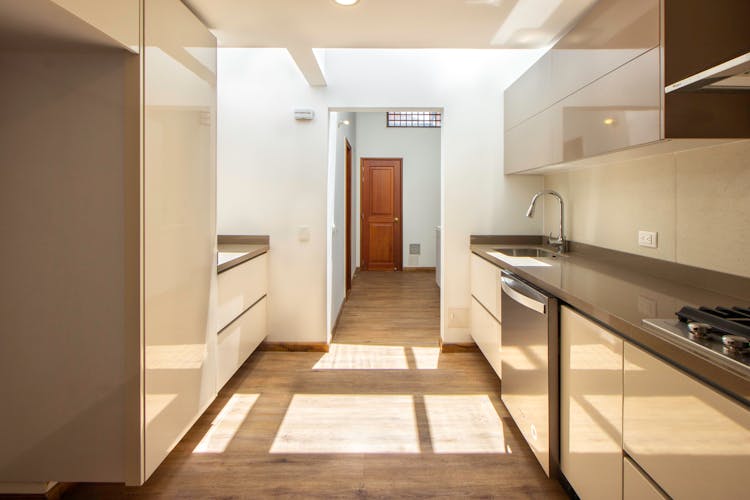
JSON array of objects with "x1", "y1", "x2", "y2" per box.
[
  {"x1": 345, "y1": 139, "x2": 352, "y2": 294},
  {"x1": 360, "y1": 157, "x2": 403, "y2": 272}
]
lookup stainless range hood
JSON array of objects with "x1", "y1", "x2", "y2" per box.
[{"x1": 666, "y1": 51, "x2": 750, "y2": 93}]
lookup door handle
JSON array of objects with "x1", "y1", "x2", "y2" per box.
[
  {"x1": 501, "y1": 276, "x2": 547, "y2": 314},
  {"x1": 394, "y1": 217, "x2": 399, "y2": 222}
]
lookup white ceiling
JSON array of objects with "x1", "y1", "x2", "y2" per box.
[{"x1": 183, "y1": 0, "x2": 598, "y2": 49}]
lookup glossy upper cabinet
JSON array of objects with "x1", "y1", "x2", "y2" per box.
[
  {"x1": 51, "y1": 0, "x2": 140, "y2": 52},
  {"x1": 560, "y1": 307, "x2": 623, "y2": 500},
  {"x1": 144, "y1": 0, "x2": 217, "y2": 480},
  {"x1": 623, "y1": 343, "x2": 750, "y2": 500},
  {"x1": 505, "y1": 0, "x2": 658, "y2": 132}
]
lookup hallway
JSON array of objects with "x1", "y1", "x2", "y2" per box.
[{"x1": 67, "y1": 272, "x2": 565, "y2": 499}]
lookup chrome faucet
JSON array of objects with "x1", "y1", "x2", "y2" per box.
[{"x1": 526, "y1": 190, "x2": 566, "y2": 253}]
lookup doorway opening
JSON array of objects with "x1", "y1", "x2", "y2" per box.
[{"x1": 326, "y1": 109, "x2": 443, "y2": 345}]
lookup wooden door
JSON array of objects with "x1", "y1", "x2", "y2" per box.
[
  {"x1": 345, "y1": 140, "x2": 352, "y2": 292},
  {"x1": 361, "y1": 158, "x2": 402, "y2": 271}
]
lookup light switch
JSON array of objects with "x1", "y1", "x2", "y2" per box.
[
  {"x1": 638, "y1": 230, "x2": 657, "y2": 248},
  {"x1": 298, "y1": 226, "x2": 311, "y2": 242}
]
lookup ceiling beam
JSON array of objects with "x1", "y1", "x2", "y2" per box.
[{"x1": 287, "y1": 46, "x2": 327, "y2": 87}]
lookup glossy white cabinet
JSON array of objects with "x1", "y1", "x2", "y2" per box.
[
  {"x1": 623, "y1": 457, "x2": 667, "y2": 500},
  {"x1": 560, "y1": 307, "x2": 623, "y2": 500},
  {"x1": 470, "y1": 298, "x2": 502, "y2": 378},
  {"x1": 623, "y1": 342, "x2": 750, "y2": 500},
  {"x1": 217, "y1": 254, "x2": 268, "y2": 331},
  {"x1": 470, "y1": 254, "x2": 501, "y2": 322},
  {"x1": 217, "y1": 297, "x2": 267, "y2": 389},
  {"x1": 143, "y1": 0, "x2": 217, "y2": 481}
]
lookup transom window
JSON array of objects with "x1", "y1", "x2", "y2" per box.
[{"x1": 386, "y1": 111, "x2": 442, "y2": 128}]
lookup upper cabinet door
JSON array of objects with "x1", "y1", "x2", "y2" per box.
[
  {"x1": 51, "y1": 0, "x2": 140, "y2": 52},
  {"x1": 143, "y1": 0, "x2": 217, "y2": 482}
]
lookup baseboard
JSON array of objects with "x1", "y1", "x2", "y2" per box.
[
  {"x1": 440, "y1": 342, "x2": 480, "y2": 353},
  {"x1": 258, "y1": 342, "x2": 329, "y2": 352},
  {"x1": 403, "y1": 267, "x2": 436, "y2": 272}
]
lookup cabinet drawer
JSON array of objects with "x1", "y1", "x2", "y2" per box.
[
  {"x1": 561, "y1": 306, "x2": 623, "y2": 500},
  {"x1": 623, "y1": 343, "x2": 750, "y2": 500},
  {"x1": 470, "y1": 298, "x2": 501, "y2": 378},
  {"x1": 217, "y1": 297, "x2": 267, "y2": 389},
  {"x1": 470, "y1": 254, "x2": 501, "y2": 321},
  {"x1": 217, "y1": 253, "x2": 268, "y2": 331},
  {"x1": 623, "y1": 457, "x2": 666, "y2": 500}
]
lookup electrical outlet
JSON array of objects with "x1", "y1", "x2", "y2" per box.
[
  {"x1": 638, "y1": 230, "x2": 657, "y2": 248},
  {"x1": 409, "y1": 244, "x2": 421, "y2": 255},
  {"x1": 298, "y1": 226, "x2": 311, "y2": 242}
]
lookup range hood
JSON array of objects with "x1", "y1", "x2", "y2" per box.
[{"x1": 666, "y1": 51, "x2": 750, "y2": 93}]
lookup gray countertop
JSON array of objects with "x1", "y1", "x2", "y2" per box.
[
  {"x1": 471, "y1": 236, "x2": 750, "y2": 406},
  {"x1": 217, "y1": 235, "x2": 269, "y2": 273}
]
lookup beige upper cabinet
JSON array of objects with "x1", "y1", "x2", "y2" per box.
[
  {"x1": 504, "y1": 0, "x2": 750, "y2": 173},
  {"x1": 560, "y1": 307, "x2": 623, "y2": 500},
  {"x1": 51, "y1": 0, "x2": 140, "y2": 52}
]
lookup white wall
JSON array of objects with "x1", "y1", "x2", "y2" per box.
[
  {"x1": 327, "y1": 111, "x2": 356, "y2": 337},
  {"x1": 543, "y1": 140, "x2": 750, "y2": 278},
  {"x1": 355, "y1": 112, "x2": 441, "y2": 269},
  {"x1": 218, "y1": 48, "x2": 546, "y2": 344}
]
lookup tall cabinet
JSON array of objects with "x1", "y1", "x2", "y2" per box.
[{"x1": 0, "y1": 0, "x2": 218, "y2": 490}]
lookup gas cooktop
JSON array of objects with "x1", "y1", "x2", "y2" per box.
[{"x1": 644, "y1": 306, "x2": 750, "y2": 377}]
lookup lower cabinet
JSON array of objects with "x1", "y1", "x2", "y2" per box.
[
  {"x1": 623, "y1": 342, "x2": 750, "y2": 500},
  {"x1": 217, "y1": 296, "x2": 267, "y2": 389},
  {"x1": 623, "y1": 457, "x2": 666, "y2": 500},
  {"x1": 470, "y1": 297, "x2": 502, "y2": 378},
  {"x1": 560, "y1": 306, "x2": 623, "y2": 500}
]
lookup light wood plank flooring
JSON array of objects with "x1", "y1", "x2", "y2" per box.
[{"x1": 66, "y1": 271, "x2": 565, "y2": 499}]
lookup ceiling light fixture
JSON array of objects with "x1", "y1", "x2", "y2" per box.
[
  {"x1": 603, "y1": 117, "x2": 615, "y2": 125},
  {"x1": 338, "y1": 119, "x2": 350, "y2": 127},
  {"x1": 333, "y1": 0, "x2": 359, "y2": 5}
]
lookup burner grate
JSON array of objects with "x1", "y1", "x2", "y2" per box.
[{"x1": 676, "y1": 306, "x2": 750, "y2": 338}]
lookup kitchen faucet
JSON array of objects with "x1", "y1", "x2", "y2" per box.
[{"x1": 526, "y1": 190, "x2": 566, "y2": 253}]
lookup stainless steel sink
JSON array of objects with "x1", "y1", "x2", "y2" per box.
[{"x1": 494, "y1": 248, "x2": 558, "y2": 258}]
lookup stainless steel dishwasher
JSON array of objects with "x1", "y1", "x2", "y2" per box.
[{"x1": 500, "y1": 270, "x2": 559, "y2": 478}]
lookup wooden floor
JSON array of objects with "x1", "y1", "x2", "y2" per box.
[{"x1": 66, "y1": 271, "x2": 565, "y2": 499}]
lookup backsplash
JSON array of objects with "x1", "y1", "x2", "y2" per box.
[{"x1": 543, "y1": 140, "x2": 750, "y2": 278}]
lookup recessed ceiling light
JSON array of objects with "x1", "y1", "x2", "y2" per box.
[
  {"x1": 334, "y1": 0, "x2": 359, "y2": 5},
  {"x1": 603, "y1": 117, "x2": 615, "y2": 125}
]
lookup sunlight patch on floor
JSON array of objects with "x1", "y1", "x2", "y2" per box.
[
  {"x1": 313, "y1": 344, "x2": 409, "y2": 369},
  {"x1": 424, "y1": 394, "x2": 509, "y2": 454},
  {"x1": 411, "y1": 346, "x2": 441, "y2": 369},
  {"x1": 270, "y1": 394, "x2": 420, "y2": 453},
  {"x1": 193, "y1": 393, "x2": 259, "y2": 453}
]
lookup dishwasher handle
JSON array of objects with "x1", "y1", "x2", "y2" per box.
[{"x1": 501, "y1": 274, "x2": 547, "y2": 315}]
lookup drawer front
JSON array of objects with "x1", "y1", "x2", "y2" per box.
[
  {"x1": 470, "y1": 254, "x2": 501, "y2": 321},
  {"x1": 623, "y1": 457, "x2": 667, "y2": 500},
  {"x1": 623, "y1": 343, "x2": 750, "y2": 499},
  {"x1": 217, "y1": 253, "x2": 268, "y2": 331},
  {"x1": 217, "y1": 297, "x2": 267, "y2": 389},
  {"x1": 470, "y1": 298, "x2": 502, "y2": 378},
  {"x1": 561, "y1": 307, "x2": 623, "y2": 500}
]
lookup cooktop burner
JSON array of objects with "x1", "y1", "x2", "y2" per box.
[{"x1": 643, "y1": 305, "x2": 750, "y2": 376}]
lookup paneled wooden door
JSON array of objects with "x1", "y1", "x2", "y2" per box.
[{"x1": 361, "y1": 158, "x2": 402, "y2": 271}]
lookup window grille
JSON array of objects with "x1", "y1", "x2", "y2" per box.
[{"x1": 386, "y1": 111, "x2": 441, "y2": 128}]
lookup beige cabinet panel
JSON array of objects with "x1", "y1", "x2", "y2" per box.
[
  {"x1": 217, "y1": 298, "x2": 267, "y2": 389},
  {"x1": 469, "y1": 254, "x2": 501, "y2": 321},
  {"x1": 504, "y1": 0, "x2": 658, "y2": 133},
  {"x1": 623, "y1": 457, "x2": 667, "y2": 500},
  {"x1": 51, "y1": 0, "x2": 139, "y2": 52},
  {"x1": 561, "y1": 306, "x2": 623, "y2": 500},
  {"x1": 505, "y1": 49, "x2": 660, "y2": 173},
  {"x1": 623, "y1": 343, "x2": 750, "y2": 500},
  {"x1": 470, "y1": 298, "x2": 502, "y2": 379},
  {"x1": 144, "y1": 0, "x2": 217, "y2": 482},
  {"x1": 217, "y1": 254, "x2": 268, "y2": 331}
]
